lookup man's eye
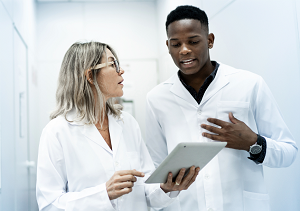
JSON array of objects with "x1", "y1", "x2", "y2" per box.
[
  {"x1": 190, "y1": 41, "x2": 199, "y2": 44},
  {"x1": 171, "y1": 43, "x2": 180, "y2": 47}
]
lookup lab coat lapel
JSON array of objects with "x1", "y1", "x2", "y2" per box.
[
  {"x1": 108, "y1": 114, "x2": 123, "y2": 157},
  {"x1": 169, "y1": 74, "x2": 198, "y2": 108},
  {"x1": 83, "y1": 124, "x2": 112, "y2": 154},
  {"x1": 200, "y1": 64, "x2": 230, "y2": 106},
  {"x1": 65, "y1": 110, "x2": 111, "y2": 153}
]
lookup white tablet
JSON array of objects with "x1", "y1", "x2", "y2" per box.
[{"x1": 145, "y1": 142, "x2": 227, "y2": 184}]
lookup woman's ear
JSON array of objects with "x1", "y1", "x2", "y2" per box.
[{"x1": 85, "y1": 69, "x2": 94, "y2": 85}]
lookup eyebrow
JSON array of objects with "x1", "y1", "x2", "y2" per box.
[
  {"x1": 107, "y1": 56, "x2": 115, "y2": 62},
  {"x1": 169, "y1": 35, "x2": 201, "y2": 41}
]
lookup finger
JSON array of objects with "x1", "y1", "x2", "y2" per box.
[
  {"x1": 229, "y1": 112, "x2": 239, "y2": 124},
  {"x1": 165, "y1": 172, "x2": 173, "y2": 186},
  {"x1": 207, "y1": 117, "x2": 228, "y2": 127},
  {"x1": 118, "y1": 174, "x2": 137, "y2": 183},
  {"x1": 175, "y1": 168, "x2": 186, "y2": 186},
  {"x1": 180, "y1": 166, "x2": 196, "y2": 186},
  {"x1": 184, "y1": 167, "x2": 200, "y2": 189},
  {"x1": 200, "y1": 124, "x2": 222, "y2": 135},
  {"x1": 114, "y1": 181, "x2": 134, "y2": 191},
  {"x1": 118, "y1": 170, "x2": 145, "y2": 177},
  {"x1": 117, "y1": 187, "x2": 133, "y2": 197},
  {"x1": 202, "y1": 132, "x2": 225, "y2": 142}
]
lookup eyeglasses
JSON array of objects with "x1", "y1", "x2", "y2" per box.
[{"x1": 93, "y1": 60, "x2": 120, "y2": 73}]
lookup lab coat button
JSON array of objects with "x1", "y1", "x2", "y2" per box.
[
  {"x1": 204, "y1": 174, "x2": 210, "y2": 180},
  {"x1": 208, "y1": 208, "x2": 213, "y2": 211},
  {"x1": 115, "y1": 161, "x2": 119, "y2": 166},
  {"x1": 197, "y1": 110, "x2": 202, "y2": 115}
]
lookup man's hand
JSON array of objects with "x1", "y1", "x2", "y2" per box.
[
  {"x1": 200, "y1": 112, "x2": 257, "y2": 151},
  {"x1": 106, "y1": 169, "x2": 145, "y2": 200},
  {"x1": 160, "y1": 166, "x2": 200, "y2": 193}
]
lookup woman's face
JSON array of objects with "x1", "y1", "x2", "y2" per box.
[{"x1": 97, "y1": 48, "x2": 124, "y2": 101}]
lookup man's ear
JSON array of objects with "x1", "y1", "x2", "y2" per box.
[
  {"x1": 85, "y1": 69, "x2": 94, "y2": 84},
  {"x1": 208, "y1": 33, "x2": 215, "y2": 49},
  {"x1": 166, "y1": 40, "x2": 170, "y2": 54}
]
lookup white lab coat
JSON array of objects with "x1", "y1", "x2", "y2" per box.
[
  {"x1": 36, "y1": 110, "x2": 176, "y2": 211},
  {"x1": 145, "y1": 63, "x2": 297, "y2": 211}
]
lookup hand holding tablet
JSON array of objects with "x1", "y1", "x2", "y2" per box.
[
  {"x1": 145, "y1": 142, "x2": 227, "y2": 184},
  {"x1": 160, "y1": 165, "x2": 200, "y2": 193}
]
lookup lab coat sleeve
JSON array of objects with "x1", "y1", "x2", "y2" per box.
[
  {"x1": 145, "y1": 96, "x2": 169, "y2": 168},
  {"x1": 136, "y1": 122, "x2": 178, "y2": 209},
  {"x1": 36, "y1": 127, "x2": 115, "y2": 211},
  {"x1": 254, "y1": 77, "x2": 298, "y2": 167}
]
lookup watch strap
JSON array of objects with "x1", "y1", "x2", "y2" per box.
[{"x1": 248, "y1": 134, "x2": 267, "y2": 164}]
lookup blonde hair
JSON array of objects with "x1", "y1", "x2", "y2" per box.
[{"x1": 50, "y1": 41, "x2": 122, "y2": 125}]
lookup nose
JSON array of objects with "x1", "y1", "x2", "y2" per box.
[
  {"x1": 119, "y1": 67, "x2": 125, "y2": 75},
  {"x1": 179, "y1": 44, "x2": 192, "y2": 55}
]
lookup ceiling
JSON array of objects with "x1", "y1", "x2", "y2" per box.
[{"x1": 37, "y1": 0, "x2": 155, "y2": 2}]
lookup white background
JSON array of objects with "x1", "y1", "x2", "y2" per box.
[{"x1": 0, "y1": 0, "x2": 299, "y2": 210}]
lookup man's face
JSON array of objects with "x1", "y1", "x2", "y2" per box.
[{"x1": 166, "y1": 19, "x2": 214, "y2": 75}]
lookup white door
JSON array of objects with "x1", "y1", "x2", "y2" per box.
[{"x1": 14, "y1": 28, "x2": 29, "y2": 211}]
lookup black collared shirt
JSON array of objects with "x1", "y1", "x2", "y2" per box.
[
  {"x1": 178, "y1": 61, "x2": 266, "y2": 164},
  {"x1": 178, "y1": 61, "x2": 219, "y2": 104}
]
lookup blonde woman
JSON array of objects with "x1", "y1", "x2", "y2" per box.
[{"x1": 36, "y1": 41, "x2": 200, "y2": 211}]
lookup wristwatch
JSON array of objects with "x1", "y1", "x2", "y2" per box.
[{"x1": 249, "y1": 137, "x2": 262, "y2": 155}]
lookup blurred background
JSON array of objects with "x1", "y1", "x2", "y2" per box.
[{"x1": 0, "y1": 0, "x2": 300, "y2": 210}]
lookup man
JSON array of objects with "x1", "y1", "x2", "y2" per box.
[{"x1": 145, "y1": 5, "x2": 297, "y2": 211}]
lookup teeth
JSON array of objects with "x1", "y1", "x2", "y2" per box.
[{"x1": 182, "y1": 59, "x2": 194, "y2": 64}]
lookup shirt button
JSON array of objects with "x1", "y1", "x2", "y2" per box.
[
  {"x1": 208, "y1": 208, "x2": 214, "y2": 211},
  {"x1": 197, "y1": 110, "x2": 202, "y2": 115},
  {"x1": 205, "y1": 174, "x2": 210, "y2": 180},
  {"x1": 115, "y1": 161, "x2": 119, "y2": 166}
]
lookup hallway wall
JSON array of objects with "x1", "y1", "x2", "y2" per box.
[{"x1": 0, "y1": 0, "x2": 39, "y2": 210}]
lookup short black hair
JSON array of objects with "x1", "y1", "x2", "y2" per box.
[{"x1": 166, "y1": 5, "x2": 209, "y2": 33}]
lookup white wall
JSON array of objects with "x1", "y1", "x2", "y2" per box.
[
  {"x1": 156, "y1": 0, "x2": 300, "y2": 210},
  {"x1": 36, "y1": 1, "x2": 159, "y2": 138},
  {"x1": 0, "y1": 0, "x2": 38, "y2": 210}
]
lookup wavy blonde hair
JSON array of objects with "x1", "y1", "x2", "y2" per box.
[{"x1": 50, "y1": 41, "x2": 122, "y2": 125}]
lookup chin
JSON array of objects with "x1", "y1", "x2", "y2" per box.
[
  {"x1": 117, "y1": 91, "x2": 123, "y2": 97},
  {"x1": 180, "y1": 69, "x2": 199, "y2": 75}
]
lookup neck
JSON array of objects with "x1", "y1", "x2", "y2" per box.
[{"x1": 180, "y1": 60, "x2": 215, "y2": 92}]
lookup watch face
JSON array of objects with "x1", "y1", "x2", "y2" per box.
[{"x1": 250, "y1": 145, "x2": 262, "y2": 154}]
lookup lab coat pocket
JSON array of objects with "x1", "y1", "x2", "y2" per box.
[
  {"x1": 243, "y1": 190, "x2": 270, "y2": 211},
  {"x1": 217, "y1": 101, "x2": 249, "y2": 123}
]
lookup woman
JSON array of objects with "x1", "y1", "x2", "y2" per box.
[{"x1": 36, "y1": 41, "x2": 199, "y2": 211}]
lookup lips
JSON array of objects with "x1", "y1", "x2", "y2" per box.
[
  {"x1": 180, "y1": 58, "x2": 196, "y2": 67},
  {"x1": 118, "y1": 79, "x2": 124, "y2": 84}
]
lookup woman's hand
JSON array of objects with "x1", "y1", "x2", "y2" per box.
[
  {"x1": 106, "y1": 169, "x2": 145, "y2": 200},
  {"x1": 160, "y1": 166, "x2": 200, "y2": 193}
]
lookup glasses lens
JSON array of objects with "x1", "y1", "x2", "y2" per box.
[{"x1": 114, "y1": 60, "x2": 120, "y2": 73}]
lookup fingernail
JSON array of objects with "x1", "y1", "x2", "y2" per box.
[{"x1": 141, "y1": 173, "x2": 145, "y2": 176}]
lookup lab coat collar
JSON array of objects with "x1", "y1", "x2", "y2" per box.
[
  {"x1": 167, "y1": 63, "x2": 238, "y2": 107},
  {"x1": 199, "y1": 63, "x2": 231, "y2": 106},
  {"x1": 65, "y1": 109, "x2": 123, "y2": 155},
  {"x1": 169, "y1": 74, "x2": 199, "y2": 108}
]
